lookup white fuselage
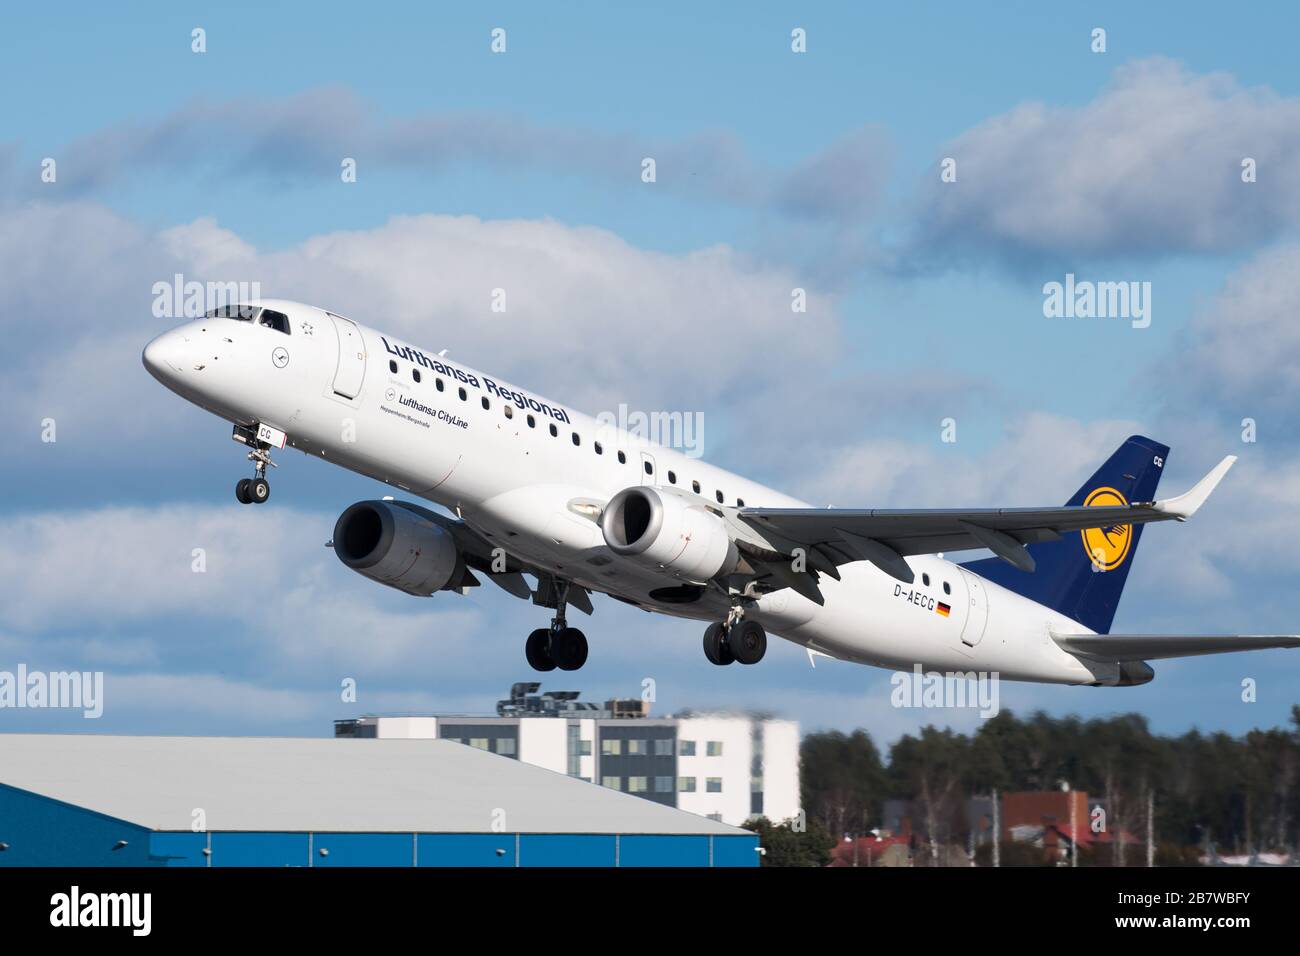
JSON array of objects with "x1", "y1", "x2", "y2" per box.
[{"x1": 143, "y1": 300, "x2": 1117, "y2": 685}]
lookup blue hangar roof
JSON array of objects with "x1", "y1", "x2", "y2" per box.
[{"x1": 0, "y1": 733, "x2": 749, "y2": 836}]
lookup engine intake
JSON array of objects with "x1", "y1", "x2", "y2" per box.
[
  {"x1": 600, "y1": 486, "x2": 737, "y2": 584},
  {"x1": 333, "y1": 500, "x2": 463, "y2": 596}
]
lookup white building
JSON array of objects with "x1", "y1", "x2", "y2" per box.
[{"x1": 335, "y1": 684, "x2": 800, "y2": 828}]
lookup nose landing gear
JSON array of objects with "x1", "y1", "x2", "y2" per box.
[
  {"x1": 232, "y1": 423, "x2": 278, "y2": 505},
  {"x1": 236, "y1": 476, "x2": 270, "y2": 505}
]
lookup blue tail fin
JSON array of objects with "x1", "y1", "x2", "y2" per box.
[{"x1": 960, "y1": 435, "x2": 1170, "y2": 634}]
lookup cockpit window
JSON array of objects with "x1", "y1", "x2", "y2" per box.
[
  {"x1": 258, "y1": 309, "x2": 291, "y2": 334},
  {"x1": 205, "y1": 304, "x2": 261, "y2": 321}
]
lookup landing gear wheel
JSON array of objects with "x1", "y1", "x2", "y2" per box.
[
  {"x1": 525, "y1": 628, "x2": 556, "y2": 671},
  {"x1": 551, "y1": 627, "x2": 588, "y2": 671},
  {"x1": 703, "y1": 622, "x2": 735, "y2": 666},
  {"x1": 249, "y1": 477, "x2": 270, "y2": 504},
  {"x1": 727, "y1": 620, "x2": 767, "y2": 665},
  {"x1": 235, "y1": 478, "x2": 252, "y2": 504}
]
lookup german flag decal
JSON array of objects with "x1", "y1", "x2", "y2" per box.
[{"x1": 936, "y1": 602, "x2": 951, "y2": 617}]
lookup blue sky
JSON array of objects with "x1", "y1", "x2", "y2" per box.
[{"x1": 2, "y1": 2, "x2": 1299, "y2": 744}]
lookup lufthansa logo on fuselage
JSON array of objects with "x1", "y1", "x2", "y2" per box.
[{"x1": 1081, "y1": 486, "x2": 1131, "y2": 571}]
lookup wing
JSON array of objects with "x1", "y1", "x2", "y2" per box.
[
  {"x1": 1052, "y1": 632, "x2": 1300, "y2": 661},
  {"x1": 735, "y1": 456, "x2": 1236, "y2": 585},
  {"x1": 387, "y1": 501, "x2": 594, "y2": 614}
]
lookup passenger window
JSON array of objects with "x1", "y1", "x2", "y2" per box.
[
  {"x1": 527, "y1": 415, "x2": 536, "y2": 428},
  {"x1": 572, "y1": 432, "x2": 580, "y2": 446},
  {"x1": 594, "y1": 441, "x2": 603, "y2": 455},
  {"x1": 644, "y1": 461, "x2": 653, "y2": 475},
  {"x1": 668, "y1": 471, "x2": 676, "y2": 484},
  {"x1": 715, "y1": 490, "x2": 724, "y2": 504},
  {"x1": 258, "y1": 309, "x2": 291, "y2": 334},
  {"x1": 389, "y1": 360, "x2": 398, "y2": 374},
  {"x1": 922, "y1": 573, "x2": 931, "y2": 586},
  {"x1": 692, "y1": 480, "x2": 700, "y2": 494},
  {"x1": 737, "y1": 498, "x2": 745, "y2": 507},
  {"x1": 412, "y1": 369, "x2": 421, "y2": 383},
  {"x1": 943, "y1": 581, "x2": 951, "y2": 595},
  {"x1": 436, "y1": 378, "x2": 444, "y2": 392},
  {"x1": 617, "y1": 451, "x2": 626, "y2": 464},
  {"x1": 549, "y1": 424, "x2": 558, "y2": 437},
  {"x1": 481, "y1": 397, "x2": 490, "y2": 411},
  {"x1": 458, "y1": 387, "x2": 467, "y2": 401},
  {"x1": 503, "y1": 404, "x2": 513, "y2": 419}
]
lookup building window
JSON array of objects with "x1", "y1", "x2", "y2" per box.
[
  {"x1": 628, "y1": 776, "x2": 648, "y2": 793},
  {"x1": 388, "y1": 360, "x2": 398, "y2": 374},
  {"x1": 601, "y1": 739, "x2": 622, "y2": 756},
  {"x1": 627, "y1": 740, "x2": 647, "y2": 755},
  {"x1": 655, "y1": 776, "x2": 673, "y2": 793},
  {"x1": 469, "y1": 738, "x2": 489, "y2": 751},
  {"x1": 495, "y1": 738, "x2": 516, "y2": 756},
  {"x1": 412, "y1": 368, "x2": 421, "y2": 383},
  {"x1": 601, "y1": 776, "x2": 622, "y2": 790},
  {"x1": 579, "y1": 739, "x2": 592, "y2": 756},
  {"x1": 679, "y1": 740, "x2": 696, "y2": 756},
  {"x1": 706, "y1": 777, "x2": 723, "y2": 793},
  {"x1": 706, "y1": 741, "x2": 723, "y2": 756},
  {"x1": 654, "y1": 739, "x2": 673, "y2": 756},
  {"x1": 678, "y1": 777, "x2": 697, "y2": 793}
]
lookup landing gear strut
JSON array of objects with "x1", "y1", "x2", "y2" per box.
[
  {"x1": 525, "y1": 578, "x2": 589, "y2": 672},
  {"x1": 233, "y1": 424, "x2": 276, "y2": 505},
  {"x1": 703, "y1": 607, "x2": 767, "y2": 666}
]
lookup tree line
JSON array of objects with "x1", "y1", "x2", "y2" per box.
[{"x1": 799, "y1": 706, "x2": 1300, "y2": 863}]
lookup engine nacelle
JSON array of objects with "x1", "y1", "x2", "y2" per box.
[
  {"x1": 333, "y1": 500, "x2": 463, "y2": 596},
  {"x1": 600, "y1": 486, "x2": 738, "y2": 584}
]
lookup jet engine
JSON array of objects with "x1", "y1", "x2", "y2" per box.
[
  {"x1": 333, "y1": 500, "x2": 464, "y2": 596},
  {"x1": 600, "y1": 486, "x2": 738, "y2": 583}
]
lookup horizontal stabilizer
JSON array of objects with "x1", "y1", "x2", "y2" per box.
[{"x1": 1052, "y1": 632, "x2": 1300, "y2": 662}]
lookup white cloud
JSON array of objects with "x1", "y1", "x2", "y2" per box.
[
  {"x1": 1183, "y1": 243, "x2": 1300, "y2": 412},
  {"x1": 912, "y1": 58, "x2": 1300, "y2": 263},
  {"x1": 0, "y1": 203, "x2": 841, "y2": 473}
]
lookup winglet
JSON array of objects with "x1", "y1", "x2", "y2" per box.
[{"x1": 1152, "y1": 455, "x2": 1236, "y2": 519}]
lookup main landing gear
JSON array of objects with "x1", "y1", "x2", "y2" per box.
[
  {"x1": 703, "y1": 608, "x2": 767, "y2": 666},
  {"x1": 233, "y1": 424, "x2": 277, "y2": 505},
  {"x1": 525, "y1": 579, "x2": 589, "y2": 672}
]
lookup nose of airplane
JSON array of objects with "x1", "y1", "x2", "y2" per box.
[{"x1": 142, "y1": 330, "x2": 185, "y2": 381}]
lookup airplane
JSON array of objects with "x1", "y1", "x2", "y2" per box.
[{"x1": 142, "y1": 299, "x2": 1300, "y2": 685}]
